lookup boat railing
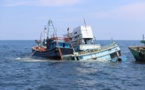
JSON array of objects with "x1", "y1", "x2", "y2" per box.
[
  {"x1": 78, "y1": 49, "x2": 99, "y2": 55},
  {"x1": 132, "y1": 46, "x2": 145, "y2": 52},
  {"x1": 51, "y1": 37, "x2": 63, "y2": 40},
  {"x1": 77, "y1": 42, "x2": 118, "y2": 55},
  {"x1": 101, "y1": 42, "x2": 117, "y2": 50},
  {"x1": 51, "y1": 37, "x2": 70, "y2": 42}
]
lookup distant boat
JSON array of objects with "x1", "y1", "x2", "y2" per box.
[
  {"x1": 32, "y1": 20, "x2": 73, "y2": 60},
  {"x1": 63, "y1": 20, "x2": 127, "y2": 62},
  {"x1": 128, "y1": 35, "x2": 145, "y2": 62}
]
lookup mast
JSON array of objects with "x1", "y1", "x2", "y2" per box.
[
  {"x1": 44, "y1": 26, "x2": 47, "y2": 44},
  {"x1": 83, "y1": 18, "x2": 87, "y2": 27},
  {"x1": 67, "y1": 27, "x2": 75, "y2": 52},
  {"x1": 48, "y1": 20, "x2": 63, "y2": 60},
  {"x1": 48, "y1": 20, "x2": 52, "y2": 38},
  {"x1": 67, "y1": 27, "x2": 70, "y2": 41},
  {"x1": 110, "y1": 32, "x2": 114, "y2": 43},
  {"x1": 140, "y1": 34, "x2": 145, "y2": 45}
]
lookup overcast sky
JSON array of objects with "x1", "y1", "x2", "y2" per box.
[{"x1": 0, "y1": 0, "x2": 145, "y2": 40}]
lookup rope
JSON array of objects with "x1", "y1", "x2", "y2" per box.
[{"x1": 29, "y1": 50, "x2": 37, "y2": 57}]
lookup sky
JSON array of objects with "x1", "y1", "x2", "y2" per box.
[{"x1": 0, "y1": 0, "x2": 145, "y2": 40}]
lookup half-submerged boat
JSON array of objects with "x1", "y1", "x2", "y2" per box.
[
  {"x1": 128, "y1": 35, "x2": 145, "y2": 62},
  {"x1": 32, "y1": 20, "x2": 73, "y2": 60},
  {"x1": 63, "y1": 21, "x2": 127, "y2": 62}
]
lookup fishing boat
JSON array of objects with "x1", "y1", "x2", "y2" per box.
[
  {"x1": 32, "y1": 20, "x2": 73, "y2": 60},
  {"x1": 128, "y1": 35, "x2": 145, "y2": 62},
  {"x1": 63, "y1": 21, "x2": 127, "y2": 62}
]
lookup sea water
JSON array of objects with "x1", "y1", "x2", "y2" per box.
[{"x1": 0, "y1": 40, "x2": 145, "y2": 90}]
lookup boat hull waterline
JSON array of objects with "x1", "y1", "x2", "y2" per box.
[
  {"x1": 32, "y1": 47, "x2": 73, "y2": 60},
  {"x1": 63, "y1": 42, "x2": 127, "y2": 62},
  {"x1": 128, "y1": 46, "x2": 145, "y2": 62}
]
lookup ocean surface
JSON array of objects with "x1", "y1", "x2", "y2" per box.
[{"x1": 0, "y1": 40, "x2": 145, "y2": 90}]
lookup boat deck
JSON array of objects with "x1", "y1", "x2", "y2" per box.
[
  {"x1": 128, "y1": 46, "x2": 145, "y2": 52},
  {"x1": 64, "y1": 42, "x2": 118, "y2": 57},
  {"x1": 32, "y1": 46, "x2": 46, "y2": 52}
]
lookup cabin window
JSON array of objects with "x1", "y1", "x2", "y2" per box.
[
  {"x1": 65, "y1": 44, "x2": 69, "y2": 48},
  {"x1": 110, "y1": 52, "x2": 117, "y2": 59},
  {"x1": 57, "y1": 43, "x2": 62, "y2": 48},
  {"x1": 63, "y1": 43, "x2": 65, "y2": 48},
  {"x1": 71, "y1": 57, "x2": 75, "y2": 60},
  {"x1": 74, "y1": 32, "x2": 77, "y2": 34},
  {"x1": 65, "y1": 44, "x2": 68, "y2": 48}
]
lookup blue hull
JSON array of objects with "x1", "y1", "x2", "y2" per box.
[
  {"x1": 63, "y1": 42, "x2": 127, "y2": 62},
  {"x1": 32, "y1": 47, "x2": 73, "y2": 60}
]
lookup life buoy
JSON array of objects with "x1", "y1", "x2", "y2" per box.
[{"x1": 117, "y1": 58, "x2": 122, "y2": 62}]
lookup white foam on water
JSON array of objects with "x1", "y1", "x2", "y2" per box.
[
  {"x1": 14, "y1": 57, "x2": 65, "y2": 63},
  {"x1": 16, "y1": 57, "x2": 21, "y2": 60}
]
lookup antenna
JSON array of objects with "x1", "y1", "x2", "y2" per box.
[
  {"x1": 143, "y1": 34, "x2": 145, "y2": 46},
  {"x1": 110, "y1": 32, "x2": 114, "y2": 42},
  {"x1": 83, "y1": 18, "x2": 87, "y2": 27},
  {"x1": 67, "y1": 27, "x2": 70, "y2": 41}
]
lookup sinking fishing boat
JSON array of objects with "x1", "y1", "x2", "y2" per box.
[
  {"x1": 32, "y1": 20, "x2": 73, "y2": 60},
  {"x1": 128, "y1": 35, "x2": 145, "y2": 62},
  {"x1": 63, "y1": 21, "x2": 127, "y2": 62}
]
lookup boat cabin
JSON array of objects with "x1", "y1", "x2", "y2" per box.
[
  {"x1": 67, "y1": 26, "x2": 94, "y2": 46},
  {"x1": 46, "y1": 38, "x2": 71, "y2": 50},
  {"x1": 64, "y1": 25, "x2": 101, "y2": 51}
]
